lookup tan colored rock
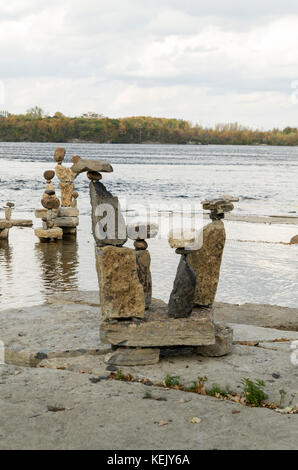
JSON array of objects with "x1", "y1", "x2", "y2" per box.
[
  {"x1": 58, "y1": 207, "x2": 79, "y2": 217},
  {"x1": 95, "y1": 246, "x2": 145, "y2": 321},
  {"x1": 55, "y1": 164, "x2": 76, "y2": 182},
  {"x1": 0, "y1": 228, "x2": 9, "y2": 239},
  {"x1": 168, "y1": 228, "x2": 202, "y2": 250},
  {"x1": 35, "y1": 209, "x2": 48, "y2": 219},
  {"x1": 100, "y1": 298, "x2": 215, "y2": 347},
  {"x1": 0, "y1": 220, "x2": 11, "y2": 230},
  {"x1": 62, "y1": 227, "x2": 77, "y2": 235},
  {"x1": 34, "y1": 227, "x2": 63, "y2": 240},
  {"x1": 104, "y1": 347, "x2": 160, "y2": 366},
  {"x1": 197, "y1": 323, "x2": 233, "y2": 357},
  {"x1": 59, "y1": 182, "x2": 75, "y2": 207},
  {"x1": 188, "y1": 220, "x2": 226, "y2": 307},
  {"x1": 136, "y1": 250, "x2": 152, "y2": 309},
  {"x1": 54, "y1": 217, "x2": 79, "y2": 228},
  {"x1": 290, "y1": 235, "x2": 298, "y2": 244}
]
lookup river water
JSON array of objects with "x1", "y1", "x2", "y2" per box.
[{"x1": 0, "y1": 143, "x2": 297, "y2": 310}]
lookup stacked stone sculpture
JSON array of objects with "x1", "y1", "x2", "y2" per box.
[
  {"x1": 53, "y1": 149, "x2": 80, "y2": 236},
  {"x1": 0, "y1": 202, "x2": 14, "y2": 240},
  {"x1": 91, "y1": 163, "x2": 237, "y2": 365},
  {"x1": 34, "y1": 171, "x2": 63, "y2": 242}
]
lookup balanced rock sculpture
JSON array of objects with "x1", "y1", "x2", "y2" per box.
[
  {"x1": 0, "y1": 202, "x2": 14, "y2": 240},
  {"x1": 34, "y1": 171, "x2": 63, "y2": 242},
  {"x1": 89, "y1": 160, "x2": 235, "y2": 366}
]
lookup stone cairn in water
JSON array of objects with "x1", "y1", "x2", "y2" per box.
[
  {"x1": 35, "y1": 148, "x2": 80, "y2": 241},
  {"x1": 34, "y1": 170, "x2": 63, "y2": 242},
  {"x1": 90, "y1": 161, "x2": 237, "y2": 365},
  {"x1": 0, "y1": 202, "x2": 14, "y2": 240}
]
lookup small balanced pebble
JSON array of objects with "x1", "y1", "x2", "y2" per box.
[
  {"x1": 41, "y1": 197, "x2": 60, "y2": 210},
  {"x1": 54, "y1": 148, "x2": 66, "y2": 163},
  {"x1": 43, "y1": 170, "x2": 55, "y2": 181},
  {"x1": 45, "y1": 190, "x2": 55, "y2": 196},
  {"x1": 134, "y1": 239, "x2": 148, "y2": 250},
  {"x1": 72, "y1": 191, "x2": 79, "y2": 199},
  {"x1": 87, "y1": 171, "x2": 102, "y2": 181},
  {"x1": 6, "y1": 202, "x2": 15, "y2": 208}
]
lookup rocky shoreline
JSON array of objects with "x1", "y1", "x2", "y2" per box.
[{"x1": 1, "y1": 290, "x2": 297, "y2": 450}]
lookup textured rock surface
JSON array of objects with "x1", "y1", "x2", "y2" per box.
[
  {"x1": 2, "y1": 365, "x2": 298, "y2": 450},
  {"x1": 95, "y1": 246, "x2": 145, "y2": 320},
  {"x1": 188, "y1": 220, "x2": 226, "y2": 307},
  {"x1": 34, "y1": 227, "x2": 63, "y2": 240},
  {"x1": 0, "y1": 220, "x2": 12, "y2": 229},
  {"x1": 59, "y1": 182, "x2": 75, "y2": 207},
  {"x1": 168, "y1": 255, "x2": 196, "y2": 318},
  {"x1": 54, "y1": 217, "x2": 79, "y2": 228},
  {"x1": 197, "y1": 323, "x2": 233, "y2": 357},
  {"x1": 55, "y1": 164, "x2": 76, "y2": 182},
  {"x1": 0, "y1": 228, "x2": 9, "y2": 239},
  {"x1": 58, "y1": 207, "x2": 79, "y2": 217},
  {"x1": 71, "y1": 158, "x2": 113, "y2": 176},
  {"x1": 290, "y1": 235, "x2": 298, "y2": 244},
  {"x1": 105, "y1": 347, "x2": 160, "y2": 366},
  {"x1": 100, "y1": 298, "x2": 215, "y2": 347},
  {"x1": 89, "y1": 181, "x2": 127, "y2": 246},
  {"x1": 136, "y1": 249, "x2": 152, "y2": 309}
]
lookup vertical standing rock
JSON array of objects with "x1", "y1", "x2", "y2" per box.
[
  {"x1": 95, "y1": 245, "x2": 145, "y2": 320},
  {"x1": 136, "y1": 249, "x2": 152, "y2": 310},
  {"x1": 168, "y1": 254, "x2": 196, "y2": 318},
  {"x1": 188, "y1": 220, "x2": 226, "y2": 307},
  {"x1": 89, "y1": 181, "x2": 127, "y2": 246}
]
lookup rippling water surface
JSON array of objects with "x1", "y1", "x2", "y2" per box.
[{"x1": 0, "y1": 143, "x2": 297, "y2": 310}]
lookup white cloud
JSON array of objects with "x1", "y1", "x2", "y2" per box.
[{"x1": 0, "y1": 0, "x2": 297, "y2": 128}]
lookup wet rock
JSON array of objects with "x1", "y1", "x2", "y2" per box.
[
  {"x1": 188, "y1": 220, "x2": 226, "y2": 307},
  {"x1": 89, "y1": 181, "x2": 127, "y2": 246},
  {"x1": 54, "y1": 217, "x2": 79, "y2": 228},
  {"x1": 95, "y1": 246, "x2": 145, "y2": 320},
  {"x1": 34, "y1": 227, "x2": 63, "y2": 241},
  {"x1": 168, "y1": 255, "x2": 196, "y2": 318},
  {"x1": 58, "y1": 207, "x2": 79, "y2": 217},
  {"x1": 136, "y1": 250, "x2": 152, "y2": 309}
]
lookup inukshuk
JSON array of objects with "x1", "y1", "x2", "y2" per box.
[
  {"x1": 188, "y1": 198, "x2": 236, "y2": 357},
  {"x1": 94, "y1": 166, "x2": 236, "y2": 365},
  {"x1": 53, "y1": 148, "x2": 80, "y2": 237},
  {"x1": 0, "y1": 202, "x2": 14, "y2": 240},
  {"x1": 34, "y1": 171, "x2": 63, "y2": 242}
]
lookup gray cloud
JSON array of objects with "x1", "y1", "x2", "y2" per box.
[{"x1": 0, "y1": 0, "x2": 297, "y2": 127}]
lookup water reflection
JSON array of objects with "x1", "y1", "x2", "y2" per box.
[
  {"x1": 0, "y1": 240, "x2": 14, "y2": 305},
  {"x1": 34, "y1": 238, "x2": 79, "y2": 294}
]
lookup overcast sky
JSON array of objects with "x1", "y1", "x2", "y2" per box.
[{"x1": 1, "y1": 0, "x2": 298, "y2": 128}]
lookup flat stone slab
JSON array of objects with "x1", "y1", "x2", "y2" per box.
[
  {"x1": 54, "y1": 217, "x2": 79, "y2": 228},
  {"x1": 100, "y1": 299, "x2": 215, "y2": 347},
  {"x1": 214, "y1": 302, "x2": 298, "y2": 331},
  {"x1": 0, "y1": 301, "x2": 110, "y2": 367},
  {"x1": 0, "y1": 364, "x2": 297, "y2": 450},
  {"x1": 71, "y1": 158, "x2": 113, "y2": 176}
]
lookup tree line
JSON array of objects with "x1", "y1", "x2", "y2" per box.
[{"x1": 0, "y1": 107, "x2": 297, "y2": 145}]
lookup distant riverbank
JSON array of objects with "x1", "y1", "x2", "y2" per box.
[{"x1": 1, "y1": 113, "x2": 298, "y2": 145}]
